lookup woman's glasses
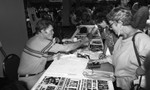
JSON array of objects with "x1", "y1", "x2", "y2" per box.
[{"x1": 109, "y1": 22, "x2": 115, "y2": 28}]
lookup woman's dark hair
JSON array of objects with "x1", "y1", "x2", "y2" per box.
[
  {"x1": 35, "y1": 19, "x2": 53, "y2": 34},
  {"x1": 94, "y1": 12, "x2": 109, "y2": 25}
]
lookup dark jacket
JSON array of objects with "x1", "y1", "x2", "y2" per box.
[{"x1": 132, "y1": 6, "x2": 149, "y2": 31}]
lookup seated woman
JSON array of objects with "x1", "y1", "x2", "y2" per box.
[{"x1": 18, "y1": 19, "x2": 89, "y2": 89}]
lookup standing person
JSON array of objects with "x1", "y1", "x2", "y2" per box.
[
  {"x1": 18, "y1": 19, "x2": 89, "y2": 89},
  {"x1": 94, "y1": 12, "x2": 118, "y2": 54},
  {"x1": 99, "y1": 6, "x2": 150, "y2": 90},
  {"x1": 131, "y1": 6, "x2": 149, "y2": 31}
]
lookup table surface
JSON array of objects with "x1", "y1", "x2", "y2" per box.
[{"x1": 31, "y1": 53, "x2": 114, "y2": 90}]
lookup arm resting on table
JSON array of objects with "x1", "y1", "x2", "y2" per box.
[{"x1": 99, "y1": 55, "x2": 113, "y2": 64}]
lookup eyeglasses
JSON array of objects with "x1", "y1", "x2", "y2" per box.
[{"x1": 109, "y1": 22, "x2": 114, "y2": 27}]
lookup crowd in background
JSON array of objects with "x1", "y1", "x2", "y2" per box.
[
  {"x1": 1, "y1": 0, "x2": 150, "y2": 90},
  {"x1": 24, "y1": 0, "x2": 150, "y2": 40}
]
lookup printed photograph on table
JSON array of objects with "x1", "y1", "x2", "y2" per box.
[{"x1": 35, "y1": 76, "x2": 109, "y2": 90}]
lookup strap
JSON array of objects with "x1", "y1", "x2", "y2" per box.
[
  {"x1": 0, "y1": 47, "x2": 7, "y2": 58},
  {"x1": 132, "y1": 32, "x2": 143, "y2": 89},
  {"x1": 132, "y1": 32, "x2": 142, "y2": 66},
  {"x1": 18, "y1": 70, "x2": 43, "y2": 78}
]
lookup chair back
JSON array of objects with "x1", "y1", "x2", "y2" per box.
[
  {"x1": 0, "y1": 48, "x2": 7, "y2": 58},
  {"x1": 0, "y1": 41, "x2": 7, "y2": 58},
  {"x1": 3, "y1": 54, "x2": 20, "y2": 82},
  {"x1": 0, "y1": 42, "x2": 7, "y2": 77}
]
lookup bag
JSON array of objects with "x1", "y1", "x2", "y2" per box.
[
  {"x1": 131, "y1": 32, "x2": 146, "y2": 90},
  {"x1": 131, "y1": 76, "x2": 145, "y2": 90}
]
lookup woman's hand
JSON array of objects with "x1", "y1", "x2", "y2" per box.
[{"x1": 98, "y1": 55, "x2": 112, "y2": 64}]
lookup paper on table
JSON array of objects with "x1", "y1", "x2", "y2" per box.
[
  {"x1": 83, "y1": 69, "x2": 115, "y2": 82},
  {"x1": 79, "y1": 50, "x2": 103, "y2": 59},
  {"x1": 45, "y1": 54, "x2": 89, "y2": 78},
  {"x1": 32, "y1": 54, "x2": 115, "y2": 90}
]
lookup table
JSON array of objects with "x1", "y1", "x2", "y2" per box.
[
  {"x1": 31, "y1": 53, "x2": 114, "y2": 90},
  {"x1": 71, "y1": 25, "x2": 99, "y2": 39}
]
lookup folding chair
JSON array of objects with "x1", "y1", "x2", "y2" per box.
[
  {"x1": 0, "y1": 41, "x2": 7, "y2": 58},
  {"x1": 0, "y1": 42, "x2": 20, "y2": 82},
  {"x1": 3, "y1": 54, "x2": 20, "y2": 82},
  {"x1": 0, "y1": 42, "x2": 21, "y2": 90}
]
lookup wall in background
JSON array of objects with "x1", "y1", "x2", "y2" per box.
[{"x1": 0, "y1": 0, "x2": 28, "y2": 77}]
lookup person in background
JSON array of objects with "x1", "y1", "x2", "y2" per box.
[
  {"x1": 70, "y1": 11, "x2": 78, "y2": 26},
  {"x1": 120, "y1": 0, "x2": 130, "y2": 8},
  {"x1": 94, "y1": 12, "x2": 118, "y2": 54},
  {"x1": 81, "y1": 12, "x2": 94, "y2": 25},
  {"x1": 18, "y1": 19, "x2": 89, "y2": 89},
  {"x1": 131, "y1": 6, "x2": 149, "y2": 31},
  {"x1": 99, "y1": 6, "x2": 150, "y2": 90},
  {"x1": 128, "y1": 0, "x2": 149, "y2": 32}
]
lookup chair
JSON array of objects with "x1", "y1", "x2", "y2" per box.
[
  {"x1": 0, "y1": 42, "x2": 20, "y2": 89},
  {"x1": 0, "y1": 42, "x2": 6, "y2": 78},
  {"x1": 3, "y1": 54, "x2": 20, "y2": 82},
  {"x1": 0, "y1": 42, "x2": 7, "y2": 58}
]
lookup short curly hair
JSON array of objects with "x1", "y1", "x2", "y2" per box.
[
  {"x1": 107, "y1": 6, "x2": 133, "y2": 26},
  {"x1": 35, "y1": 19, "x2": 53, "y2": 34}
]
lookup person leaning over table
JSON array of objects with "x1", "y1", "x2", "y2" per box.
[
  {"x1": 94, "y1": 12, "x2": 118, "y2": 55},
  {"x1": 17, "y1": 19, "x2": 90, "y2": 89},
  {"x1": 98, "y1": 6, "x2": 150, "y2": 90}
]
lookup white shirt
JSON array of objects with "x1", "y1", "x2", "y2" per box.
[{"x1": 110, "y1": 32, "x2": 150, "y2": 89}]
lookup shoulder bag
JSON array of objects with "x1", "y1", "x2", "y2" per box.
[{"x1": 131, "y1": 32, "x2": 145, "y2": 90}]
